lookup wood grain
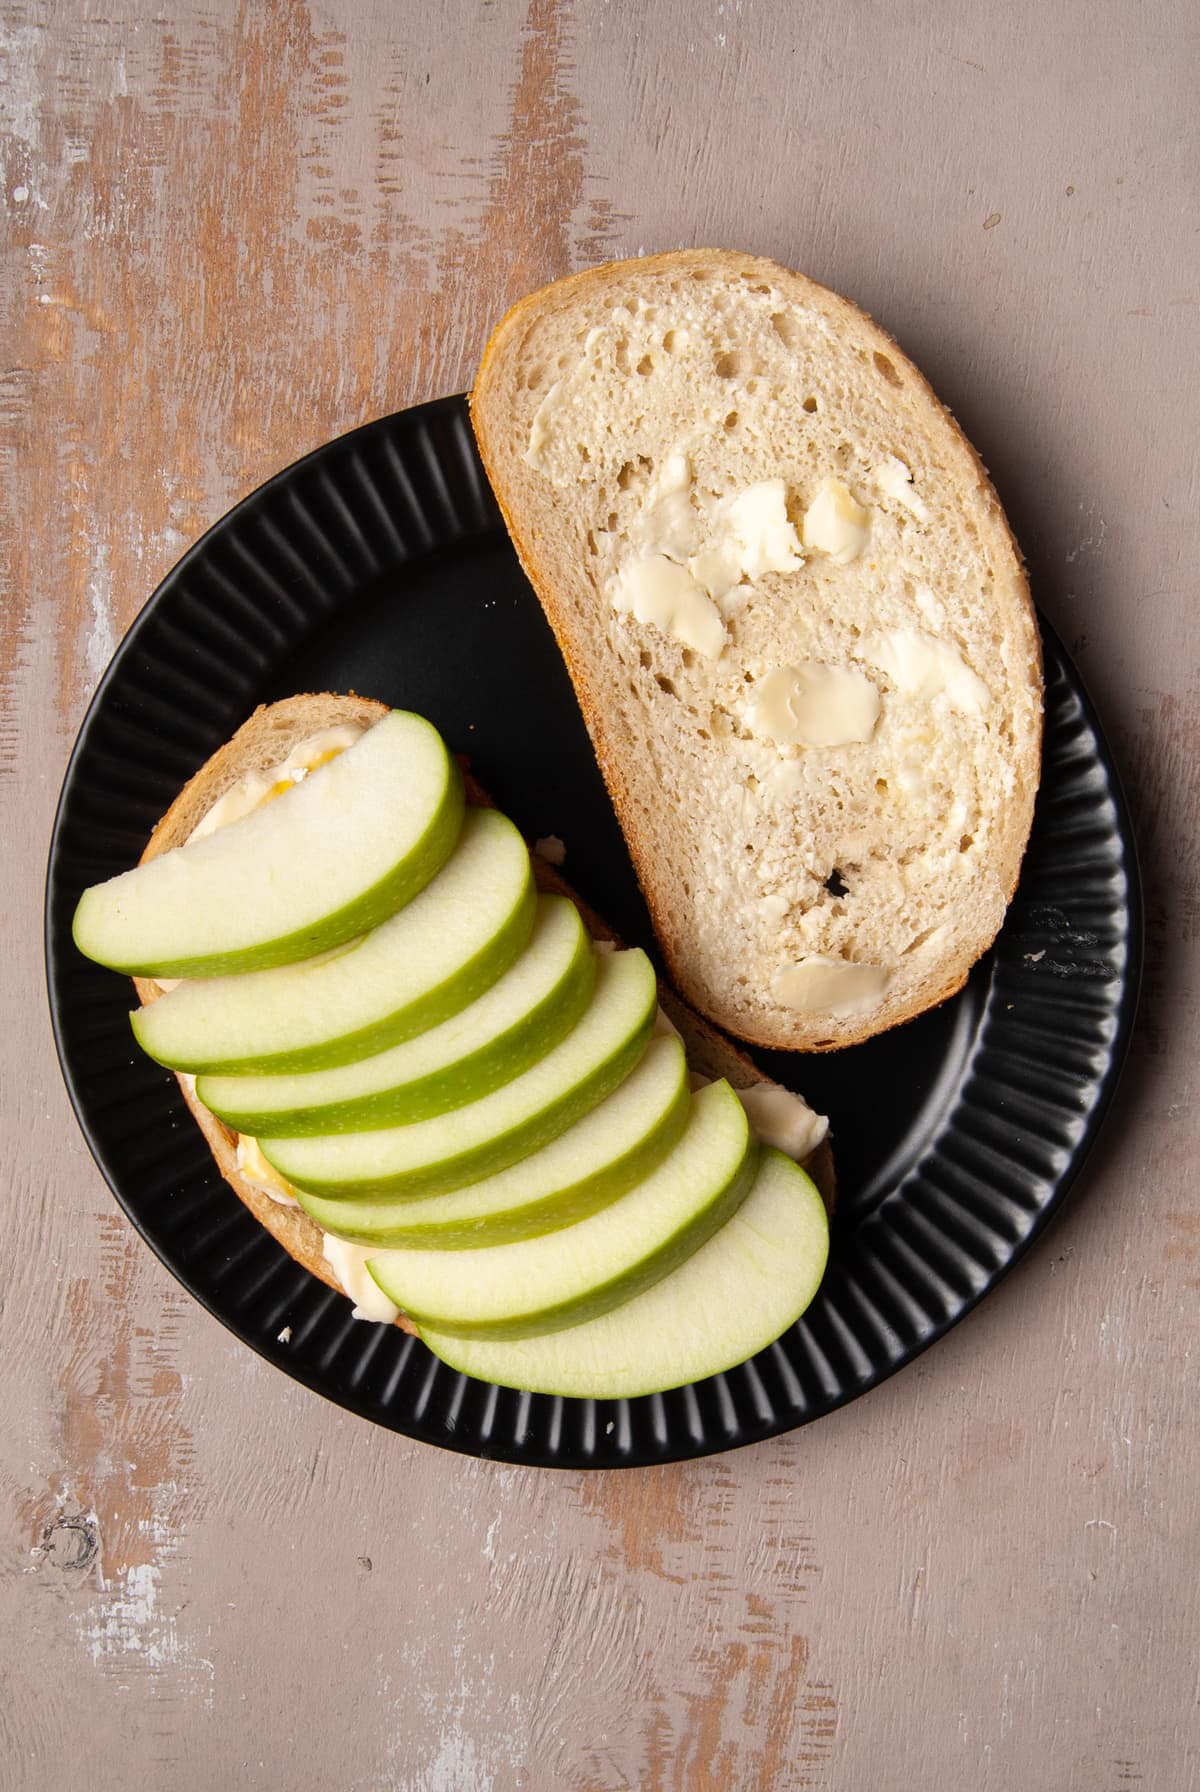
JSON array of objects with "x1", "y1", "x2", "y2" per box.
[{"x1": 2, "y1": 1, "x2": 1198, "y2": 1787}]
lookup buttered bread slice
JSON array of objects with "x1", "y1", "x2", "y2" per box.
[{"x1": 471, "y1": 249, "x2": 1042, "y2": 1050}]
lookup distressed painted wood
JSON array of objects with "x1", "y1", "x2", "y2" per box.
[{"x1": 2, "y1": 2, "x2": 1197, "y2": 1786}]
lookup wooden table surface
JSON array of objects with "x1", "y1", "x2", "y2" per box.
[{"x1": 3, "y1": 3, "x2": 1196, "y2": 1787}]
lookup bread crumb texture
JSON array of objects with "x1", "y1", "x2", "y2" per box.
[{"x1": 473, "y1": 252, "x2": 1041, "y2": 1048}]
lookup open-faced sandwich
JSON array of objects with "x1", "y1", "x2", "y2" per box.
[{"x1": 73, "y1": 694, "x2": 832, "y2": 1399}]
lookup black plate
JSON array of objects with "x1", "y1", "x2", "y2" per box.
[{"x1": 46, "y1": 396, "x2": 1142, "y2": 1467}]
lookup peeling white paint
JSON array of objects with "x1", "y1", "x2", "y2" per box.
[
  {"x1": 419, "y1": 1728, "x2": 494, "y2": 1792},
  {"x1": 84, "y1": 1560, "x2": 172, "y2": 1666},
  {"x1": 83, "y1": 540, "x2": 116, "y2": 693},
  {"x1": 374, "y1": 1607, "x2": 530, "y2": 1792},
  {"x1": 67, "y1": 1502, "x2": 215, "y2": 1710},
  {"x1": 0, "y1": 25, "x2": 44, "y2": 160}
]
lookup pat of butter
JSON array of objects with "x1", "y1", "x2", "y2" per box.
[
  {"x1": 611, "y1": 554, "x2": 726, "y2": 659},
  {"x1": 868, "y1": 629, "x2": 990, "y2": 715},
  {"x1": 236, "y1": 1134, "x2": 300, "y2": 1207},
  {"x1": 802, "y1": 479, "x2": 871, "y2": 564},
  {"x1": 632, "y1": 453, "x2": 701, "y2": 562},
  {"x1": 687, "y1": 541, "x2": 744, "y2": 604},
  {"x1": 186, "y1": 725, "x2": 366, "y2": 842},
  {"x1": 322, "y1": 1235, "x2": 401, "y2": 1325},
  {"x1": 721, "y1": 481, "x2": 804, "y2": 581},
  {"x1": 773, "y1": 956, "x2": 891, "y2": 1018},
  {"x1": 747, "y1": 663, "x2": 880, "y2": 749},
  {"x1": 687, "y1": 481, "x2": 803, "y2": 602},
  {"x1": 526, "y1": 387, "x2": 556, "y2": 468},
  {"x1": 736, "y1": 1082, "x2": 829, "y2": 1160},
  {"x1": 873, "y1": 455, "x2": 928, "y2": 520}
]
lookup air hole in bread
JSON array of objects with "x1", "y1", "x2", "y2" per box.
[
  {"x1": 724, "y1": 410, "x2": 739, "y2": 432},
  {"x1": 655, "y1": 674, "x2": 677, "y2": 698},
  {"x1": 959, "y1": 833, "x2": 975, "y2": 853},
  {"x1": 770, "y1": 311, "x2": 802, "y2": 348},
  {"x1": 711, "y1": 704, "x2": 753, "y2": 741},
  {"x1": 824, "y1": 868, "x2": 850, "y2": 899},
  {"x1": 606, "y1": 511, "x2": 618, "y2": 530},
  {"x1": 586, "y1": 529, "x2": 599, "y2": 555},
  {"x1": 834, "y1": 442, "x2": 853, "y2": 469},
  {"x1": 680, "y1": 648, "x2": 695, "y2": 668},
  {"x1": 525, "y1": 363, "x2": 547, "y2": 391},
  {"x1": 638, "y1": 648, "x2": 653, "y2": 668},
  {"x1": 636, "y1": 354, "x2": 654, "y2": 376},
  {"x1": 614, "y1": 336, "x2": 631, "y2": 374},
  {"x1": 743, "y1": 771, "x2": 759, "y2": 792},
  {"x1": 577, "y1": 443, "x2": 591, "y2": 463},
  {"x1": 802, "y1": 395, "x2": 819, "y2": 413},
  {"x1": 662, "y1": 329, "x2": 681, "y2": 352},
  {"x1": 715, "y1": 351, "x2": 747, "y2": 379},
  {"x1": 875, "y1": 778, "x2": 889, "y2": 795},
  {"x1": 873, "y1": 351, "x2": 903, "y2": 387},
  {"x1": 903, "y1": 927, "x2": 938, "y2": 955}
]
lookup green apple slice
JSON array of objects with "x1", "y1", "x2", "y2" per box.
[
  {"x1": 196, "y1": 895, "x2": 593, "y2": 1136},
  {"x1": 73, "y1": 711, "x2": 464, "y2": 977},
  {"x1": 416, "y1": 1148, "x2": 829, "y2": 1396},
  {"x1": 261, "y1": 946, "x2": 658, "y2": 1200},
  {"x1": 296, "y1": 1035, "x2": 689, "y2": 1246},
  {"x1": 132, "y1": 807, "x2": 535, "y2": 1073},
  {"x1": 365, "y1": 1079, "x2": 756, "y2": 1338}
]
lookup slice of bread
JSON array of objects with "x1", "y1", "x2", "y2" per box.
[
  {"x1": 471, "y1": 249, "x2": 1042, "y2": 1049},
  {"x1": 132, "y1": 695, "x2": 833, "y2": 1333}
]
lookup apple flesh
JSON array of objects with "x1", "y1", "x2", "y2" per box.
[
  {"x1": 416, "y1": 1148, "x2": 830, "y2": 1398},
  {"x1": 73, "y1": 711, "x2": 464, "y2": 977},
  {"x1": 366, "y1": 1078, "x2": 755, "y2": 1337},
  {"x1": 261, "y1": 946, "x2": 659, "y2": 1201},
  {"x1": 196, "y1": 895, "x2": 593, "y2": 1135},
  {"x1": 131, "y1": 806, "x2": 535, "y2": 1074},
  {"x1": 295, "y1": 1035, "x2": 690, "y2": 1248}
]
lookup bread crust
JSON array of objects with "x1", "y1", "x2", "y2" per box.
[
  {"x1": 471, "y1": 249, "x2": 1042, "y2": 1050},
  {"x1": 131, "y1": 693, "x2": 833, "y2": 1334}
]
